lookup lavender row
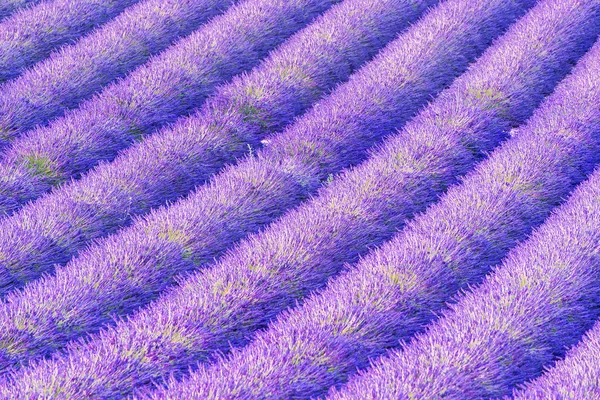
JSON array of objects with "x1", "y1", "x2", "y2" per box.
[
  {"x1": 0, "y1": 0, "x2": 427, "y2": 298},
  {"x1": 0, "y1": 0, "x2": 239, "y2": 138},
  {"x1": 0, "y1": 0, "x2": 532, "y2": 395},
  {"x1": 161, "y1": 6, "x2": 600, "y2": 398},
  {"x1": 2, "y1": 0, "x2": 583, "y2": 396},
  {"x1": 513, "y1": 319, "x2": 600, "y2": 399},
  {"x1": 331, "y1": 42, "x2": 600, "y2": 400},
  {"x1": 0, "y1": 0, "x2": 43, "y2": 21},
  {"x1": 0, "y1": 0, "x2": 341, "y2": 209},
  {"x1": 0, "y1": 0, "x2": 140, "y2": 84}
]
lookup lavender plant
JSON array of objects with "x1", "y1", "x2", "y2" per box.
[
  {"x1": 0, "y1": 0, "x2": 342, "y2": 196},
  {"x1": 0, "y1": 0, "x2": 435, "y2": 296},
  {"x1": 0, "y1": 0, "x2": 44, "y2": 21},
  {"x1": 329, "y1": 42, "x2": 600, "y2": 400},
  {"x1": 157, "y1": 12, "x2": 600, "y2": 399},
  {"x1": 2, "y1": 0, "x2": 594, "y2": 397},
  {"x1": 512, "y1": 319, "x2": 600, "y2": 399},
  {"x1": 0, "y1": 0, "x2": 141, "y2": 84}
]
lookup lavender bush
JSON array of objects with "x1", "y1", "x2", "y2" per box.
[
  {"x1": 0, "y1": 0, "x2": 435, "y2": 296},
  {"x1": 1, "y1": 0, "x2": 592, "y2": 397},
  {"x1": 331, "y1": 39, "x2": 600, "y2": 400},
  {"x1": 158, "y1": 9, "x2": 600, "y2": 399},
  {"x1": 0, "y1": 0, "x2": 341, "y2": 197},
  {"x1": 0, "y1": 0, "x2": 140, "y2": 84},
  {"x1": 512, "y1": 319, "x2": 600, "y2": 399}
]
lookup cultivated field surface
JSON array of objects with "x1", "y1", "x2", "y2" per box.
[{"x1": 0, "y1": 0, "x2": 599, "y2": 398}]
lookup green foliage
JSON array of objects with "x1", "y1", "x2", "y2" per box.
[
  {"x1": 238, "y1": 101, "x2": 269, "y2": 130},
  {"x1": 19, "y1": 154, "x2": 62, "y2": 192}
]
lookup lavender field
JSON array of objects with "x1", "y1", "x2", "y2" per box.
[{"x1": 0, "y1": 0, "x2": 598, "y2": 398}]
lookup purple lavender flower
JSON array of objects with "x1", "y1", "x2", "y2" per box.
[{"x1": 0, "y1": 0, "x2": 430, "y2": 219}]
